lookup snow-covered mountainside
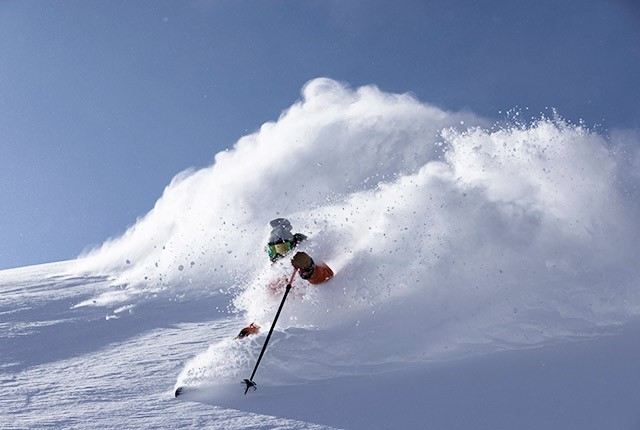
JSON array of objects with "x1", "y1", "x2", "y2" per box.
[{"x1": 2, "y1": 79, "x2": 640, "y2": 429}]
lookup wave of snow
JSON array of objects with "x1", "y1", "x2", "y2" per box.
[{"x1": 70, "y1": 78, "x2": 640, "y2": 391}]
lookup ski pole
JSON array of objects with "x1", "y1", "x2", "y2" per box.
[{"x1": 242, "y1": 268, "x2": 297, "y2": 395}]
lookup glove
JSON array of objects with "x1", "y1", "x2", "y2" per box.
[
  {"x1": 291, "y1": 251, "x2": 313, "y2": 270},
  {"x1": 293, "y1": 233, "x2": 307, "y2": 247}
]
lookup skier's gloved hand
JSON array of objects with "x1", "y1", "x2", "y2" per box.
[
  {"x1": 292, "y1": 233, "x2": 307, "y2": 247},
  {"x1": 291, "y1": 252, "x2": 313, "y2": 271}
]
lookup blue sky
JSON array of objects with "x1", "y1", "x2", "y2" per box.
[{"x1": 1, "y1": 0, "x2": 639, "y2": 270}]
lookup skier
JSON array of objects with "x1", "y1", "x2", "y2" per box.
[
  {"x1": 236, "y1": 220, "x2": 333, "y2": 339},
  {"x1": 265, "y1": 218, "x2": 332, "y2": 284},
  {"x1": 266, "y1": 218, "x2": 307, "y2": 262}
]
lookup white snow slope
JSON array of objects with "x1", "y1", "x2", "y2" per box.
[{"x1": 2, "y1": 79, "x2": 640, "y2": 429}]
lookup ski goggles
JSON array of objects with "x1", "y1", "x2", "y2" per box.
[{"x1": 267, "y1": 241, "x2": 292, "y2": 261}]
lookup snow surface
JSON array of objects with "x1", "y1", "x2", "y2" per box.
[{"x1": 2, "y1": 79, "x2": 640, "y2": 429}]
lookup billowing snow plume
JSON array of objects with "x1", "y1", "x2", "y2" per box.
[{"x1": 73, "y1": 78, "x2": 640, "y2": 386}]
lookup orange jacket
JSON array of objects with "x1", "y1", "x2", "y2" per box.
[{"x1": 303, "y1": 262, "x2": 334, "y2": 285}]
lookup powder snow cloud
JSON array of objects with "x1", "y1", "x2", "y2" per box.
[{"x1": 75, "y1": 78, "x2": 640, "y2": 368}]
